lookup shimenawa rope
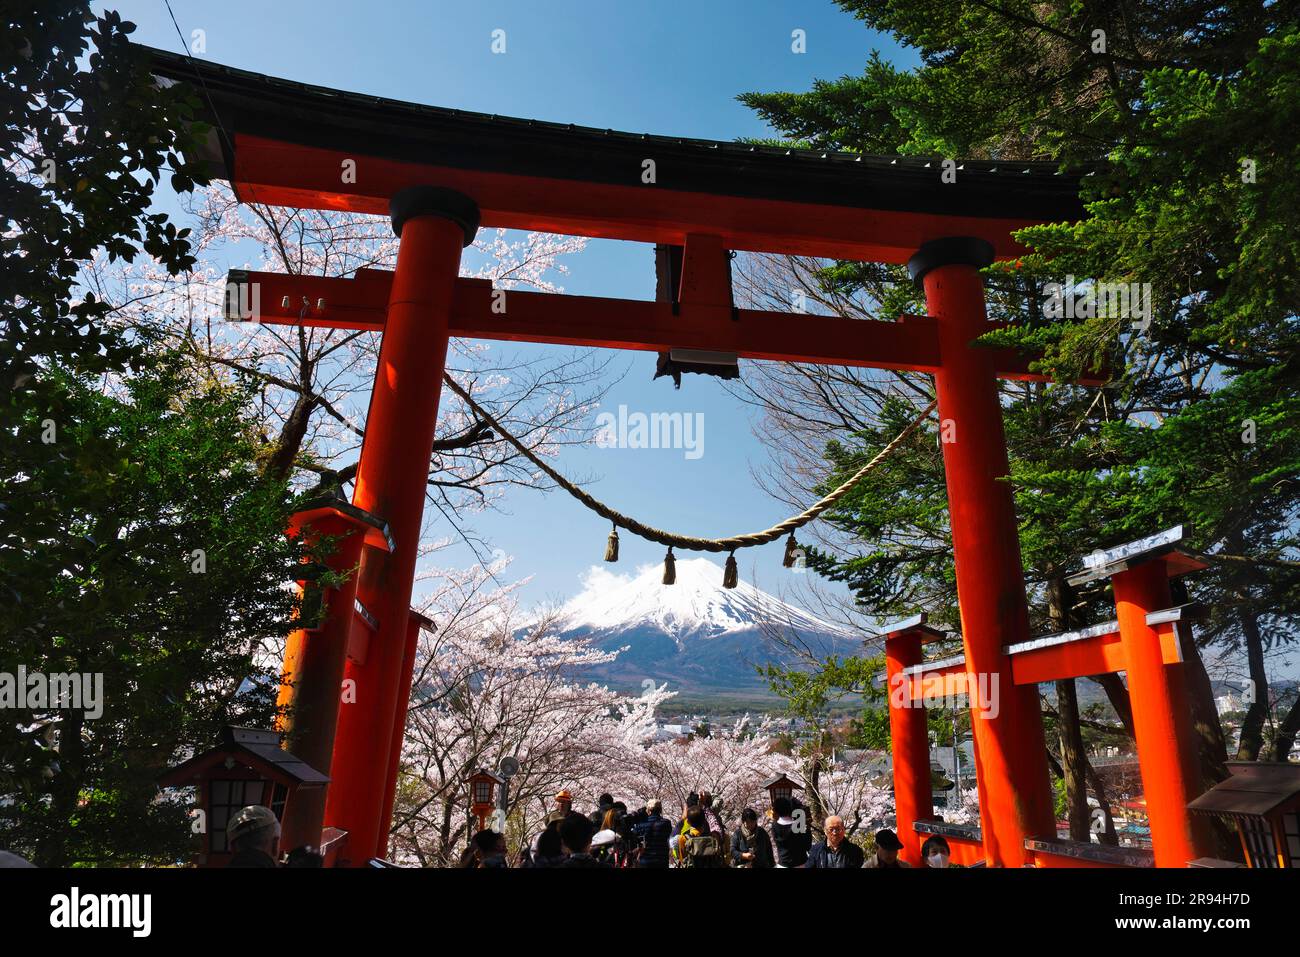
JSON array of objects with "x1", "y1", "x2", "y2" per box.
[{"x1": 442, "y1": 373, "x2": 936, "y2": 586}]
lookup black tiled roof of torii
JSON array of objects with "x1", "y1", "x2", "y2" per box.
[{"x1": 137, "y1": 44, "x2": 1090, "y2": 222}]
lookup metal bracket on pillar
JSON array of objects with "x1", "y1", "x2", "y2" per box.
[
  {"x1": 389, "y1": 186, "x2": 481, "y2": 245},
  {"x1": 906, "y1": 237, "x2": 995, "y2": 287}
]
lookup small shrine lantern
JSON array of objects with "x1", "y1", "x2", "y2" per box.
[
  {"x1": 1188, "y1": 762, "x2": 1300, "y2": 868},
  {"x1": 158, "y1": 726, "x2": 328, "y2": 867},
  {"x1": 763, "y1": 774, "x2": 804, "y2": 810},
  {"x1": 468, "y1": 769, "x2": 505, "y2": 831}
]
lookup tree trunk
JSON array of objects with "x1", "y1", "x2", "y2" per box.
[
  {"x1": 1236, "y1": 607, "x2": 1269, "y2": 760},
  {"x1": 1048, "y1": 577, "x2": 1091, "y2": 841},
  {"x1": 1272, "y1": 694, "x2": 1300, "y2": 762},
  {"x1": 1094, "y1": 672, "x2": 1136, "y2": 739},
  {"x1": 1168, "y1": 582, "x2": 1240, "y2": 859},
  {"x1": 38, "y1": 708, "x2": 84, "y2": 867},
  {"x1": 262, "y1": 392, "x2": 317, "y2": 483},
  {"x1": 1055, "y1": 679, "x2": 1092, "y2": 841},
  {"x1": 439, "y1": 797, "x2": 454, "y2": 867},
  {"x1": 806, "y1": 750, "x2": 825, "y2": 837},
  {"x1": 1082, "y1": 762, "x2": 1119, "y2": 846},
  {"x1": 1168, "y1": 579, "x2": 1230, "y2": 784}
]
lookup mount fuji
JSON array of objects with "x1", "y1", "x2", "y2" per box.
[{"x1": 548, "y1": 557, "x2": 860, "y2": 696}]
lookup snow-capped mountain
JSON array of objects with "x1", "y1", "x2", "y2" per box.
[{"x1": 550, "y1": 557, "x2": 859, "y2": 695}]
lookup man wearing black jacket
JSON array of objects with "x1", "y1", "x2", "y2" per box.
[
  {"x1": 805, "y1": 816, "x2": 864, "y2": 868},
  {"x1": 631, "y1": 800, "x2": 672, "y2": 868}
]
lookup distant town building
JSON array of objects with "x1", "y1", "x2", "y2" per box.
[{"x1": 1215, "y1": 693, "x2": 1243, "y2": 715}]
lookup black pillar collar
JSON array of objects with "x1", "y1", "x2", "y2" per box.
[
  {"x1": 389, "y1": 186, "x2": 481, "y2": 246},
  {"x1": 906, "y1": 237, "x2": 995, "y2": 287}
]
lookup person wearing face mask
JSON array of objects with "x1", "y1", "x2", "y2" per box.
[{"x1": 922, "y1": 834, "x2": 955, "y2": 868}]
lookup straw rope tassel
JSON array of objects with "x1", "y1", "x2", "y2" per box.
[
  {"x1": 782, "y1": 533, "x2": 799, "y2": 568},
  {"x1": 722, "y1": 551, "x2": 738, "y2": 589},
  {"x1": 604, "y1": 524, "x2": 619, "y2": 562},
  {"x1": 663, "y1": 547, "x2": 676, "y2": 585}
]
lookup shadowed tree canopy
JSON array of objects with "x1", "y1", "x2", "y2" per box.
[{"x1": 742, "y1": 1, "x2": 1298, "y2": 801}]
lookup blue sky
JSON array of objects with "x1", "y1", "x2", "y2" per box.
[
  {"x1": 90, "y1": 2, "x2": 1297, "y2": 687},
  {"x1": 106, "y1": 0, "x2": 912, "y2": 608}
]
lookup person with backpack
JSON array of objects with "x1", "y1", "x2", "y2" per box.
[
  {"x1": 698, "y1": 791, "x2": 726, "y2": 846},
  {"x1": 676, "y1": 807, "x2": 726, "y2": 868}
]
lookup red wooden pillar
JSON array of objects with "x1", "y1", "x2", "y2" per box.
[
  {"x1": 275, "y1": 503, "x2": 389, "y2": 854},
  {"x1": 885, "y1": 619, "x2": 937, "y2": 866},
  {"x1": 1112, "y1": 559, "x2": 1209, "y2": 866},
  {"x1": 374, "y1": 609, "x2": 428, "y2": 860},
  {"x1": 325, "y1": 187, "x2": 479, "y2": 864},
  {"x1": 910, "y1": 238, "x2": 1055, "y2": 866}
]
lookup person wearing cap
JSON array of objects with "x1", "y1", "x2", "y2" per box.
[
  {"x1": 555, "y1": 789, "x2": 574, "y2": 816},
  {"x1": 864, "y1": 828, "x2": 911, "y2": 868},
  {"x1": 226, "y1": 805, "x2": 281, "y2": 868},
  {"x1": 805, "y1": 815, "x2": 864, "y2": 868}
]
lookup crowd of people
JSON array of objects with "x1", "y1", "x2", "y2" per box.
[
  {"x1": 462, "y1": 788, "x2": 959, "y2": 869},
  {"x1": 214, "y1": 786, "x2": 958, "y2": 869}
]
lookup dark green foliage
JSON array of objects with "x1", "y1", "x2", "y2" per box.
[
  {"x1": 0, "y1": 354, "x2": 306, "y2": 865},
  {"x1": 1, "y1": 7, "x2": 309, "y2": 864},
  {"x1": 750, "y1": 2, "x2": 1299, "y2": 758}
]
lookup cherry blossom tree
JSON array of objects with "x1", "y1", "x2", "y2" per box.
[
  {"x1": 387, "y1": 564, "x2": 674, "y2": 866},
  {"x1": 81, "y1": 183, "x2": 610, "y2": 538},
  {"x1": 604, "y1": 716, "x2": 793, "y2": 817}
]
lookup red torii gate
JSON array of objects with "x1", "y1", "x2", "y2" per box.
[
  {"x1": 148, "y1": 46, "x2": 1094, "y2": 866},
  {"x1": 885, "y1": 527, "x2": 1214, "y2": 868}
]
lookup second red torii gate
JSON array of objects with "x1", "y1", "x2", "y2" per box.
[
  {"x1": 148, "y1": 44, "x2": 1094, "y2": 866},
  {"x1": 887, "y1": 527, "x2": 1214, "y2": 867}
]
